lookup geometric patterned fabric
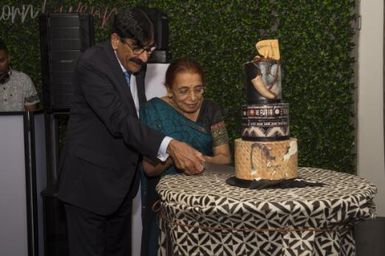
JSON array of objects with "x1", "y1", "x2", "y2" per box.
[{"x1": 156, "y1": 166, "x2": 377, "y2": 256}]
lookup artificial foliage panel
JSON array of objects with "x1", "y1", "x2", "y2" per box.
[{"x1": 0, "y1": 0, "x2": 357, "y2": 172}]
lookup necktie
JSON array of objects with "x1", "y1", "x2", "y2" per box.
[{"x1": 124, "y1": 71, "x2": 131, "y2": 87}]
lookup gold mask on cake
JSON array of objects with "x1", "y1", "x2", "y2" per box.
[{"x1": 255, "y1": 39, "x2": 280, "y2": 60}]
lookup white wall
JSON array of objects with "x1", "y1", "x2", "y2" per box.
[{"x1": 358, "y1": 0, "x2": 385, "y2": 216}]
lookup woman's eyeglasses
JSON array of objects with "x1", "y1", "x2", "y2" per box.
[{"x1": 176, "y1": 86, "x2": 205, "y2": 97}]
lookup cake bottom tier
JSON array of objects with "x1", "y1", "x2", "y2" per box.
[{"x1": 234, "y1": 138, "x2": 298, "y2": 180}]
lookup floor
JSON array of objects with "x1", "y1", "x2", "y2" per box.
[{"x1": 355, "y1": 217, "x2": 385, "y2": 256}]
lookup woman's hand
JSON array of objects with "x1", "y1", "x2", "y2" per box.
[{"x1": 204, "y1": 144, "x2": 232, "y2": 165}]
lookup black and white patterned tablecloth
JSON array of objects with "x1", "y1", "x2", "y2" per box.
[{"x1": 156, "y1": 166, "x2": 377, "y2": 256}]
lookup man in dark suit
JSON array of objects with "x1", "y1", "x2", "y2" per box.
[{"x1": 56, "y1": 7, "x2": 205, "y2": 256}]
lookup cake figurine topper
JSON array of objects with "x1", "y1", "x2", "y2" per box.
[{"x1": 245, "y1": 39, "x2": 282, "y2": 103}]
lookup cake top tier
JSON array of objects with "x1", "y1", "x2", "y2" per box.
[{"x1": 245, "y1": 39, "x2": 282, "y2": 104}]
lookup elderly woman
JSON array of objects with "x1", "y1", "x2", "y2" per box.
[{"x1": 140, "y1": 57, "x2": 231, "y2": 255}]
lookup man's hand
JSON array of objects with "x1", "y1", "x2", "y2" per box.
[{"x1": 167, "y1": 139, "x2": 205, "y2": 175}]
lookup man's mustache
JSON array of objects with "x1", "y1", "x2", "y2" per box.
[{"x1": 129, "y1": 58, "x2": 144, "y2": 66}]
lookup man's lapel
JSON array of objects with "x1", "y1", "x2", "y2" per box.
[
  {"x1": 135, "y1": 64, "x2": 148, "y2": 107},
  {"x1": 103, "y1": 41, "x2": 137, "y2": 112}
]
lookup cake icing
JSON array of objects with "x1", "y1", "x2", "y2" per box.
[{"x1": 234, "y1": 39, "x2": 298, "y2": 181}]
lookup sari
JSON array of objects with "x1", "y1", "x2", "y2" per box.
[{"x1": 140, "y1": 97, "x2": 227, "y2": 256}]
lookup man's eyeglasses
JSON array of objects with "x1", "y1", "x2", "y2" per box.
[{"x1": 121, "y1": 40, "x2": 156, "y2": 55}]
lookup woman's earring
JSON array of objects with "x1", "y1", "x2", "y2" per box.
[{"x1": 167, "y1": 93, "x2": 173, "y2": 99}]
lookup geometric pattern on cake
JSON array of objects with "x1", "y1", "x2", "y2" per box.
[
  {"x1": 242, "y1": 104, "x2": 290, "y2": 140},
  {"x1": 235, "y1": 138, "x2": 297, "y2": 180}
]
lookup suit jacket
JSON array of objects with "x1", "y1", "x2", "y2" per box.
[{"x1": 57, "y1": 40, "x2": 165, "y2": 216}]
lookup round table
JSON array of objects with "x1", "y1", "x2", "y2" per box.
[{"x1": 156, "y1": 166, "x2": 377, "y2": 256}]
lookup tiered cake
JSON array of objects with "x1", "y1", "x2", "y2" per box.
[{"x1": 234, "y1": 39, "x2": 298, "y2": 180}]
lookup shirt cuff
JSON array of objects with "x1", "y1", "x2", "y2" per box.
[{"x1": 157, "y1": 136, "x2": 173, "y2": 161}]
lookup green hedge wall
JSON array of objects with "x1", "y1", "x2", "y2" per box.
[{"x1": 0, "y1": 0, "x2": 357, "y2": 173}]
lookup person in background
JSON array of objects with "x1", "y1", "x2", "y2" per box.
[
  {"x1": 140, "y1": 58, "x2": 231, "y2": 256},
  {"x1": 0, "y1": 39, "x2": 39, "y2": 111},
  {"x1": 56, "y1": 8, "x2": 205, "y2": 256}
]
